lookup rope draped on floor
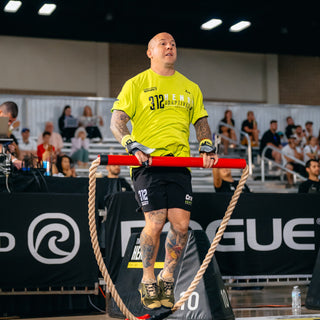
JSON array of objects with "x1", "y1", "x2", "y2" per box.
[{"x1": 88, "y1": 156, "x2": 249, "y2": 320}]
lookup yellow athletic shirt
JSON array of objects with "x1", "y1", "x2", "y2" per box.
[{"x1": 112, "y1": 68, "x2": 208, "y2": 157}]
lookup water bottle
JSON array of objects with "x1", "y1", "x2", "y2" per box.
[
  {"x1": 292, "y1": 285, "x2": 301, "y2": 315},
  {"x1": 43, "y1": 160, "x2": 51, "y2": 176}
]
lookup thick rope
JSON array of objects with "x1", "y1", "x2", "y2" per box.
[{"x1": 88, "y1": 156, "x2": 249, "y2": 319}]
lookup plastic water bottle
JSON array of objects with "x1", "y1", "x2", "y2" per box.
[
  {"x1": 43, "y1": 160, "x2": 51, "y2": 176},
  {"x1": 292, "y1": 285, "x2": 301, "y2": 315}
]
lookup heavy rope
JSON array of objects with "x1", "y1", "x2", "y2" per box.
[{"x1": 88, "y1": 156, "x2": 249, "y2": 320}]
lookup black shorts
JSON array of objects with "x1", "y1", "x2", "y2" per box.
[{"x1": 131, "y1": 166, "x2": 193, "y2": 213}]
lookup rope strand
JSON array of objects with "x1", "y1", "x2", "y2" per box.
[{"x1": 88, "y1": 156, "x2": 249, "y2": 319}]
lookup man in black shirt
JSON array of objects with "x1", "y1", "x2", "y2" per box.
[
  {"x1": 259, "y1": 120, "x2": 282, "y2": 163},
  {"x1": 298, "y1": 159, "x2": 320, "y2": 193},
  {"x1": 241, "y1": 111, "x2": 259, "y2": 147},
  {"x1": 285, "y1": 116, "x2": 297, "y2": 139}
]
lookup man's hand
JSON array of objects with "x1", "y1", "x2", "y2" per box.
[
  {"x1": 201, "y1": 152, "x2": 218, "y2": 168},
  {"x1": 134, "y1": 150, "x2": 153, "y2": 167}
]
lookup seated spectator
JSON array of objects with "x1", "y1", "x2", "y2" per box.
[
  {"x1": 241, "y1": 111, "x2": 259, "y2": 147},
  {"x1": 37, "y1": 121, "x2": 64, "y2": 154},
  {"x1": 70, "y1": 127, "x2": 90, "y2": 167},
  {"x1": 37, "y1": 131, "x2": 55, "y2": 162},
  {"x1": 58, "y1": 105, "x2": 79, "y2": 142},
  {"x1": 304, "y1": 121, "x2": 313, "y2": 138},
  {"x1": 285, "y1": 116, "x2": 296, "y2": 139},
  {"x1": 293, "y1": 125, "x2": 307, "y2": 148},
  {"x1": 259, "y1": 120, "x2": 282, "y2": 163},
  {"x1": 18, "y1": 127, "x2": 37, "y2": 161},
  {"x1": 298, "y1": 159, "x2": 320, "y2": 193},
  {"x1": 78, "y1": 105, "x2": 103, "y2": 140},
  {"x1": 106, "y1": 164, "x2": 132, "y2": 191},
  {"x1": 282, "y1": 135, "x2": 306, "y2": 188},
  {"x1": 218, "y1": 110, "x2": 237, "y2": 154},
  {"x1": 304, "y1": 136, "x2": 320, "y2": 162},
  {"x1": 52, "y1": 154, "x2": 76, "y2": 177},
  {"x1": 212, "y1": 167, "x2": 250, "y2": 193}
]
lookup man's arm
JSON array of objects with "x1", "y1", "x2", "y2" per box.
[
  {"x1": 194, "y1": 117, "x2": 218, "y2": 168},
  {"x1": 110, "y1": 110, "x2": 131, "y2": 143}
]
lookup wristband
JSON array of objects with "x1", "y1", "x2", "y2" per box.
[
  {"x1": 199, "y1": 139, "x2": 216, "y2": 154},
  {"x1": 121, "y1": 135, "x2": 155, "y2": 155},
  {"x1": 121, "y1": 135, "x2": 134, "y2": 148}
]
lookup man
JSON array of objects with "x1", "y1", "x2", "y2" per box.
[
  {"x1": 241, "y1": 110, "x2": 259, "y2": 146},
  {"x1": 298, "y1": 159, "x2": 320, "y2": 193},
  {"x1": 19, "y1": 128, "x2": 37, "y2": 160},
  {"x1": 259, "y1": 120, "x2": 282, "y2": 163},
  {"x1": 0, "y1": 101, "x2": 22, "y2": 169},
  {"x1": 293, "y1": 125, "x2": 307, "y2": 148},
  {"x1": 285, "y1": 116, "x2": 296, "y2": 139},
  {"x1": 304, "y1": 121, "x2": 313, "y2": 138},
  {"x1": 110, "y1": 32, "x2": 217, "y2": 310},
  {"x1": 106, "y1": 164, "x2": 132, "y2": 191},
  {"x1": 37, "y1": 121, "x2": 63, "y2": 154},
  {"x1": 282, "y1": 135, "x2": 305, "y2": 188}
]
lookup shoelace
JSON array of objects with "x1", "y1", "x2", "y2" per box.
[
  {"x1": 162, "y1": 280, "x2": 173, "y2": 295},
  {"x1": 145, "y1": 283, "x2": 157, "y2": 297}
]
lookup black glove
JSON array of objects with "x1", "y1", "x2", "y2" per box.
[{"x1": 199, "y1": 139, "x2": 216, "y2": 154}]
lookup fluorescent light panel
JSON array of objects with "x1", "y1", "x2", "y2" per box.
[
  {"x1": 229, "y1": 21, "x2": 251, "y2": 32},
  {"x1": 201, "y1": 18, "x2": 222, "y2": 30},
  {"x1": 4, "y1": 0, "x2": 22, "y2": 13},
  {"x1": 38, "y1": 3, "x2": 56, "y2": 16}
]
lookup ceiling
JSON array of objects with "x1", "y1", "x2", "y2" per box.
[{"x1": 0, "y1": 0, "x2": 319, "y2": 56}]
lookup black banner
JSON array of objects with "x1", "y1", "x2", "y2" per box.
[
  {"x1": 104, "y1": 192, "x2": 320, "y2": 280},
  {"x1": 0, "y1": 193, "x2": 98, "y2": 288}
]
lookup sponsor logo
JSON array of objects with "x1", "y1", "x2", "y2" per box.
[
  {"x1": 138, "y1": 189, "x2": 149, "y2": 206},
  {"x1": 144, "y1": 87, "x2": 157, "y2": 93},
  {"x1": 27, "y1": 213, "x2": 80, "y2": 264},
  {"x1": 185, "y1": 194, "x2": 193, "y2": 205}
]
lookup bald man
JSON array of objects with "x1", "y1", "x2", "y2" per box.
[{"x1": 110, "y1": 32, "x2": 217, "y2": 310}]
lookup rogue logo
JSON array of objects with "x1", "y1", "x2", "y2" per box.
[
  {"x1": 120, "y1": 218, "x2": 317, "y2": 256},
  {"x1": 206, "y1": 218, "x2": 316, "y2": 252},
  {"x1": 28, "y1": 213, "x2": 80, "y2": 264}
]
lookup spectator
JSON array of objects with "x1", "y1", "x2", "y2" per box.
[
  {"x1": 293, "y1": 125, "x2": 307, "y2": 148},
  {"x1": 37, "y1": 131, "x2": 55, "y2": 162},
  {"x1": 282, "y1": 135, "x2": 306, "y2": 188},
  {"x1": 52, "y1": 154, "x2": 76, "y2": 177},
  {"x1": 298, "y1": 159, "x2": 320, "y2": 193},
  {"x1": 70, "y1": 127, "x2": 90, "y2": 167},
  {"x1": 304, "y1": 121, "x2": 313, "y2": 138},
  {"x1": 218, "y1": 110, "x2": 237, "y2": 154},
  {"x1": 304, "y1": 136, "x2": 320, "y2": 162},
  {"x1": 106, "y1": 164, "x2": 133, "y2": 191},
  {"x1": 37, "y1": 121, "x2": 64, "y2": 154},
  {"x1": 212, "y1": 167, "x2": 250, "y2": 193},
  {"x1": 241, "y1": 111, "x2": 259, "y2": 147},
  {"x1": 259, "y1": 120, "x2": 282, "y2": 163},
  {"x1": 285, "y1": 116, "x2": 296, "y2": 139},
  {"x1": 18, "y1": 128, "x2": 37, "y2": 160},
  {"x1": 58, "y1": 105, "x2": 78, "y2": 142},
  {"x1": 78, "y1": 105, "x2": 103, "y2": 140}
]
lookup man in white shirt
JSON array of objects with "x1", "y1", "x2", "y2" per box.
[
  {"x1": 19, "y1": 128, "x2": 37, "y2": 160},
  {"x1": 282, "y1": 135, "x2": 306, "y2": 187}
]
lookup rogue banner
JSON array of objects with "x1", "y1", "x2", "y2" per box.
[
  {"x1": 104, "y1": 192, "x2": 320, "y2": 280},
  {"x1": 0, "y1": 193, "x2": 98, "y2": 288}
]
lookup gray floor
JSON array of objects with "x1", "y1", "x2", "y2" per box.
[{"x1": 17, "y1": 286, "x2": 320, "y2": 320}]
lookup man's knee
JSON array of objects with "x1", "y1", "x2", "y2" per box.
[{"x1": 144, "y1": 209, "x2": 167, "y2": 234}]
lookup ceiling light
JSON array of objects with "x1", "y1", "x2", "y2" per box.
[
  {"x1": 201, "y1": 19, "x2": 222, "y2": 31},
  {"x1": 38, "y1": 3, "x2": 56, "y2": 16},
  {"x1": 229, "y1": 21, "x2": 251, "y2": 32},
  {"x1": 4, "y1": 0, "x2": 22, "y2": 13}
]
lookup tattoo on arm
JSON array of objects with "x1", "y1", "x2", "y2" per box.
[
  {"x1": 163, "y1": 226, "x2": 188, "y2": 275},
  {"x1": 194, "y1": 117, "x2": 212, "y2": 142},
  {"x1": 140, "y1": 230, "x2": 155, "y2": 269},
  {"x1": 110, "y1": 110, "x2": 131, "y2": 143}
]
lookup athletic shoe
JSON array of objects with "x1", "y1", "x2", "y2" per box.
[
  {"x1": 157, "y1": 272, "x2": 175, "y2": 308},
  {"x1": 138, "y1": 280, "x2": 161, "y2": 310}
]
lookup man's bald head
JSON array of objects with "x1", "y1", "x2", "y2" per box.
[{"x1": 147, "y1": 32, "x2": 175, "y2": 50}]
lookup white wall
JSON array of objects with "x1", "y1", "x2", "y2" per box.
[
  {"x1": 0, "y1": 36, "x2": 110, "y2": 97},
  {"x1": 176, "y1": 48, "x2": 279, "y2": 103}
]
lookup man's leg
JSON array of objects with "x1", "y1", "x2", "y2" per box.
[
  {"x1": 141, "y1": 209, "x2": 167, "y2": 281},
  {"x1": 139, "y1": 209, "x2": 167, "y2": 310},
  {"x1": 158, "y1": 208, "x2": 190, "y2": 308}
]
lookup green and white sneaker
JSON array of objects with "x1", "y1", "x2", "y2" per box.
[
  {"x1": 138, "y1": 280, "x2": 161, "y2": 310},
  {"x1": 157, "y1": 272, "x2": 175, "y2": 308}
]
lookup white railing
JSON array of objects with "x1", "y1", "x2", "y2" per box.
[
  {"x1": 218, "y1": 121, "x2": 253, "y2": 175},
  {"x1": 260, "y1": 145, "x2": 307, "y2": 182}
]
